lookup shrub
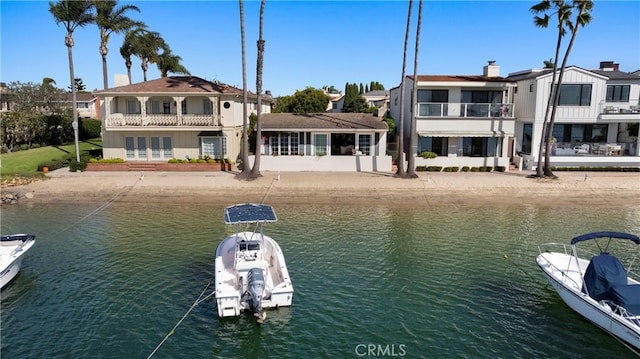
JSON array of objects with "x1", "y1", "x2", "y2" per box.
[
  {"x1": 426, "y1": 166, "x2": 442, "y2": 172},
  {"x1": 495, "y1": 166, "x2": 506, "y2": 172},
  {"x1": 89, "y1": 158, "x2": 124, "y2": 163},
  {"x1": 69, "y1": 159, "x2": 87, "y2": 172},
  {"x1": 416, "y1": 165, "x2": 427, "y2": 171},
  {"x1": 79, "y1": 119, "x2": 102, "y2": 139},
  {"x1": 461, "y1": 166, "x2": 470, "y2": 172},
  {"x1": 419, "y1": 151, "x2": 437, "y2": 159},
  {"x1": 470, "y1": 167, "x2": 479, "y2": 172},
  {"x1": 444, "y1": 166, "x2": 459, "y2": 172}
]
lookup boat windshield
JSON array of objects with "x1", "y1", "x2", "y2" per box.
[{"x1": 239, "y1": 241, "x2": 260, "y2": 251}]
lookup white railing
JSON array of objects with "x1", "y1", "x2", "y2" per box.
[
  {"x1": 106, "y1": 113, "x2": 220, "y2": 127},
  {"x1": 417, "y1": 103, "x2": 514, "y2": 118},
  {"x1": 600, "y1": 103, "x2": 640, "y2": 114}
]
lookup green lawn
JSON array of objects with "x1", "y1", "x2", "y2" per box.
[{"x1": 0, "y1": 139, "x2": 102, "y2": 178}]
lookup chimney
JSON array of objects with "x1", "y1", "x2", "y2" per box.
[
  {"x1": 114, "y1": 74, "x2": 130, "y2": 87},
  {"x1": 599, "y1": 61, "x2": 619, "y2": 71},
  {"x1": 483, "y1": 60, "x2": 500, "y2": 77}
]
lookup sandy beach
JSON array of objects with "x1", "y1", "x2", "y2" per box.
[{"x1": 3, "y1": 169, "x2": 638, "y2": 208}]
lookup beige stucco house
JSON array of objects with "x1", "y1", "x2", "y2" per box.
[{"x1": 94, "y1": 76, "x2": 271, "y2": 163}]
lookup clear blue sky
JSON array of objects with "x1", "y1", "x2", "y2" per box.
[{"x1": 1, "y1": 1, "x2": 639, "y2": 97}]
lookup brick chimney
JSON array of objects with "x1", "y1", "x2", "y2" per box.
[
  {"x1": 483, "y1": 60, "x2": 500, "y2": 77},
  {"x1": 599, "y1": 61, "x2": 619, "y2": 71}
]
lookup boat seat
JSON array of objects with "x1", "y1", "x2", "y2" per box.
[{"x1": 610, "y1": 285, "x2": 640, "y2": 316}]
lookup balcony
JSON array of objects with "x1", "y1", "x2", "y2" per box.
[
  {"x1": 600, "y1": 103, "x2": 640, "y2": 114},
  {"x1": 417, "y1": 103, "x2": 514, "y2": 118},
  {"x1": 105, "y1": 113, "x2": 220, "y2": 128}
]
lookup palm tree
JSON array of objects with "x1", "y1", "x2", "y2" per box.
[
  {"x1": 156, "y1": 48, "x2": 190, "y2": 77},
  {"x1": 94, "y1": 0, "x2": 142, "y2": 89},
  {"x1": 119, "y1": 27, "x2": 146, "y2": 84},
  {"x1": 49, "y1": 0, "x2": 94, "y2": 162},
  {"x1": 237, "y1": 0, "x2": 251, "y2": 178},
  {"x1": 406, "y1": 0, "x2": 422, "y2": 179},
  {"x1": 249, "y1": 0, "x2": 266, "y2": 179},
  {"x1": 395, "y1": 0, "x2": 413, "y2": 178},
  {"x1": 531, "y1": 0, "x2": 572, "y2": 178},
  {"x1": 543, "y1": 0, "x2": 593, "y2": 177},
  {"x1": 132, "y1": 31, "x2": 166, "y2": 81}
]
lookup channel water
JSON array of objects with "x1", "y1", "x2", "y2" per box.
[{"x1": 2, "y1": 200, "x2": 640, "y2": 358}]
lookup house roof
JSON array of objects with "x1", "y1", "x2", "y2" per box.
[
  {"x1": 362, "y1": 90, "x2": 389, "y2": 97},
  {"x1": 262, "y1": 113, "x2": 388, "y2": 131},
  {"x1": 507, "y1": 67, "x2": 640, "y2": 82},
  {"x1": 590, "y1": 70, "x2": 640, "y2": 81},
  {"x1": 410, "y1": 75, "x2": 515, "y2": 83},
  {"x1": 94, "y1": 76, "x2": 271, "y2": 100},
  {"x1": 63, "y1": 92, "x2": 96, "y2": 102}
]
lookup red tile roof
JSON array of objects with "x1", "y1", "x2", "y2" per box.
[{"x1": 94, "y1": 76, "x2": 262, "y2": 97}]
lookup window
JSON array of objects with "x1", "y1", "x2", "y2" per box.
[
  {"x1": 137, "y1": 137, "x2": 147, "y2": 158},
  {"x1": 76, "y1": 102, "x2": 88, "y2": 109},
  {"x1": 418, "y1": 137, "x2": 448, "y2": 156},
  {"x1": 163, "y1": 101, "x2": 171, "y2": 114},
  {"x1": 151, "y1": 137, "x2": 161, "y2": 159},
  {"x1": 127, "y1": 99, "x2": 139, "y2": 114},
  {"x1": 606, "y1": 85, "x2": 630, "y2": 102},
  {"x1": 201, "y1": 136, "x2": 227, "y2": 159},
  {"x1": 181, "y1": 99, "x2": 187, "y2": 114},
  {"x1": 461, "y1": 91, "x2": 502, "y2": 104},
  {"x1": 417, "y1": 90, "x2": 448, "y2": 103},
  {"x1": 203, "y1": 99, "x2": 212, "y2": 114},
  {"x1": 314, "y1": 134, "x2": 328, "y2": 156},
  {"x1": 162, "y1": 137, "x2": 172, "y2": 158},
  {"x1": 357, "y1": 134, "x2": 371, "y2": 155},
  {"x1": 269, "y1": 133, "x2": 299, "y2": 155},
  {"x1": 529, "y1": 84, "x2": 534, "y2": 92},
  {"x1": 555, "y1": 84, "x2": 592, "y2": 106},
  {"x1": 151, "y1": 100, "x2": 161, "y2": 114},
  {"x1": 125, "y1": 136, "x2": 149, "y2": 160},
  {"x1": 462, "y1": 137, "x2": 498, "y2": 157},
  {"x1": 522, "y1": 124, "x2": 532, "y2": 154},
  {"x1": 551, "y1": 124, "x2": 608, "y2": 143}
]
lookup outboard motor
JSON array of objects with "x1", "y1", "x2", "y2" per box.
[{"x1": 246, "y1": 268, "x2": 265, "y2": 316}]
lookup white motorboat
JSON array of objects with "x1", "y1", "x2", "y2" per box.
[
  {"x1": 1, "y1": 234, "x2": 35, "y2": 289},
  {"x1": 537, "y1": 231, "x2": 640, "y2": 353},
  {"x1": 214, "y1": 204, "x2": 293, "y2": 321}
]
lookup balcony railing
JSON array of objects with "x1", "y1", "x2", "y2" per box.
[
  {"x1": 106, "y1": 113, "x2": 220, "y2": 127},
  {"x1": 551, "y1": 142, "x2": 636, "y2": 156},
  {"x1": 417, "y1": 103, "x2": 514, "y2": 118},
  {"x1": 600, "y1": 103, "x2": 640, "y2": 114}
]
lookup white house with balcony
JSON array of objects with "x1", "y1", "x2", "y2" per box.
[
  {"x1": 508, "y1": 61, "x2": 640, "y2": 170},
  {"x1": 94, "y1": 76, "x2": 271, "y2": 163},
  {"x1": 389, "y1": 61, "x2": 517, "y2": 170}
]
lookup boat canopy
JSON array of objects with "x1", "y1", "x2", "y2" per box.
[
  {"x1": 224, "y1": 203, "x2": 277, "y2": 224},
  {"x1": 570, "y1": 231, "x2": 640, "y2": 245}
]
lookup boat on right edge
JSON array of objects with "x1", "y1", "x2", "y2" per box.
[{"x1": 537, "y1": 231, "x2": 640, "y2": 354}]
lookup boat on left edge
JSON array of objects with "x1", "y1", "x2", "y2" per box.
[
  {"x1": 0, "y1": 234, "x2": 35, "y2": 289},
  {"x1": 214, "y1": 203, "x2": 293, "y2": 323}
]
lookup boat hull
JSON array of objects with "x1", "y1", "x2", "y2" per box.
[
  {"x1": 0, "y1": 235, "x2": 35, "y2": 289},
  {"x1": 537, "y1": 252, "x2": 640, "y2": 351}
]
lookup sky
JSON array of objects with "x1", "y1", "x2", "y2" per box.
[{"x1": 1, "y1": 0, "x2": 639, "y2": 97}]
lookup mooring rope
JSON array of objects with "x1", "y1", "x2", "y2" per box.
[
  {"x1": 146, "y1": 281, "x2": 216, "y2": 359},
  {"x1": 57, "y1": 175, "x2": 142, "y2": 234},
  {"x1": 259, "y1": 172, "x2": 280, "y2": 204}
]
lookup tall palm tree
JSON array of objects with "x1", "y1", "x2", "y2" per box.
[
  {"x1": 156, "y1": 48, "x2": 190, "y2": 77},
  {"x1": 94, "y1": 0, "x2": 142, "y2": 89},
  {"x1": 406, "y1": 0, "x2": 422, "y2": 179},
  {"x1": 119, "y1": 27, "x2": 146, "y2": 84},
  {"x1": 531, "y1": 0, "x2": 572, "y2": 178},
  {"x1": 249, "y1": 0, "x2": 266, "y2": 179},
  {"x1": 395, "y1": 0, "x2": 413, "y2": 177},
  {"x1": 237, "y1": 0, "x2": 251, "y2": 178},
  {"x1": 543, "y1": 0, "x2": 593, "y2": 177},
  {"x1": 132, "y1": 31, "x2": 166, "y2": 81},
  {"x1": 49, "y1": 0, "x2": 94, "y2": 162}
]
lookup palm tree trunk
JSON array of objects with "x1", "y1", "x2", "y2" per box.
[
  {"x1": 250, "y1": 0, "x2": 266, "y2": 179},
  {"x1": 101, "y1": 42, "x2": 109, "y2": 89},
  {"x1": 544, "y1": 20, "x2": 583, "y2": 178},
  {"x1": 536, "y1": 27, "x2": 563, "y2": 177},
  {"x1": 141, "y1": 59, "x2": 148, "y2": 82},
  {"x1": 238, "y1": 0, "x2": 251, "y2": 177},
  {"x1": 406, "y1": 0, "x2": 422, "y2": 178},
  {"x1": 396, "y1": 0, "x2": 413, "y2": 177},
  {"x1": 66, "y1": 34, "x2": 80, "y2": 162}
]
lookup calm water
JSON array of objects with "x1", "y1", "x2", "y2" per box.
[{"x1": 2, "y1": 200, "x2": 640, "y2": 358}]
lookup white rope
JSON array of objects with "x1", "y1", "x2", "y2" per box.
[
  {"x1": 146, "y1": 281, "x2": 216, "y2": 359},
  {"x1": 259, "y1": 173, "x2": 279, "y2": 204}
]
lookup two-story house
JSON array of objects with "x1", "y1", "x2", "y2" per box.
[
  {"x1": 508, "y1": 61, "x2": 640, "y2": 170},
  {"x1": 94, "y1": 76, "x2": 271, "y2": 163},
  {"x1": 389, "y1": 61, "x2": 517, "y2": 170}
]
